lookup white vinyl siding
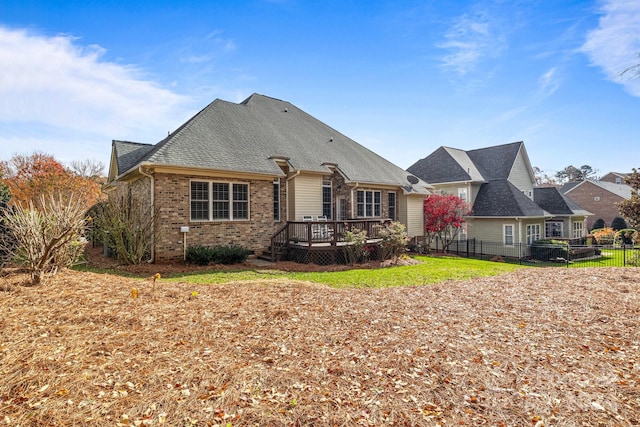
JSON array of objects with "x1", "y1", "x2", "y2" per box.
[
  {"x1": 289, "y1": 174, "x2": 322, "y2": 220},
  {"x1": 402, "y1": 194, "x2": 425, "y2": 238}
]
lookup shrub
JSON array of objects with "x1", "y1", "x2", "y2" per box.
[
  {"x1": 591, "y1": 218, "x2": 606, "y2": 231},
  {"x1": 93, "y1": 189, "x2": 159, "y2": 265},
  {"x1": 186, "y1": 244, "x2": 251, "y2": 265},
  {"x1": 611, "y1": 216, "x2": 628, "y2": 231},
  {"x1": 615, "y1": 228, "x2": 638, "y2": 245},
  {"x1": 591, "y1": 227, "x2": 615, "y2": 245},
  {"x1": 376, "y1": 221, "x2": 410, "y2": 261},
  {"x1": 1, "y1": 194, "x2": 88, "y2": 285},
  {"x1": 342, "y1": 228, "x2": 368, "y2": 264}
]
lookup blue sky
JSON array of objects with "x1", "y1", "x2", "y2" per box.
[{"x1": 1, "y1": 0, "x2": 639, "y2": 179}]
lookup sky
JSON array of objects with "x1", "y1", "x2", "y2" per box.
[{"x1": 1, "y1": 0, "x2": 639, "y2": 179}]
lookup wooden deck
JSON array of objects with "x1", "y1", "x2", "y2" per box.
[{"x1": 267, "y1": 219, "x2": 388, "y2": 264}]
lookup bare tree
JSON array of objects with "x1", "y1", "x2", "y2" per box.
[{"x1": 69, "y1": 159, "x2": 105, "y2": 179}]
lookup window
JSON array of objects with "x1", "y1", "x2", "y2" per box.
[
  {"x1": 458, "y1": 187, "x2": 467, "y2": 202},
  {"x1": 526, "y1": 224, "x2": 540, "y2": 245},
  {"x1": 504, "y1": 224, "x2": 514, "y2": 246},
  {"x1": 388, "y1": 192, "x2": 396, "y2": 221},
  {"x1": 273, "y1": 180, "x2": 280, "y2": 221},
  {"x1": 190, "y1": 181, "x2": 209, "y2": 221},
  {"x1": 615, "y1": 177, "x2": 622, "y2": 184},
  {"x1": 572, "y1": 221, "x2": 584, "y2": 238},
  {"x1": 322, "y1": 180, "x2": 332, "y2": 219},
  {"x1": 356, "y1": 190, "x2": 381, "y2": 218},
  {"x1": 594, "y1": 196, "x2": 600, "y2": 202},
  {"x1": 459, "y1": 223, "x2": 467, "y2": 241},
  {"x1": 522, "y1": 189, "x2": 533, "y2": 199},
  {"x1": 545, "y1": 221, "x2": 563, "y2": 238},
  {"x1": 190, "y1": 180, "x2": 249, "y2": 221}
]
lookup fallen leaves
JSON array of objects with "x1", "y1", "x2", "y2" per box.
[{"x1": 0, "y1": 267, "x2": 639, "y2": 426}]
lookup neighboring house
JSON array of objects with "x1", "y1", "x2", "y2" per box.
[
  {"x1": 561, "y1": 177, "x2": 632, "y2": 231},
  {"x1": 106, "y1": 94, "x2": 430, "y2": 263},
  {"x1": 600, "y1": 172, "x2": 629, "y2": 184},
  {"x1": 407, "y1": 141, "x2": 591, "y2": 255}
]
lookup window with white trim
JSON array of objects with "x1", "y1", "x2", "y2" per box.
[
  {"x1": 458, "y1": 187, "x2": 467, "y2": 202},
  {"x1": 572, "y1": 221, "x2": 584, "y2": 238},
  {"x1": 526, "y1": 224, "x2": 540, "y2": 244},
  {"x1": 356, "y1": 190, "x2": 381, "y2": 218},
  {"x1": 545, "y1": 221, "x2": 563, "y2": 238},
  {"x1": 190, "y1": 180, "x2": 249, "y2": 221},
  {"x1": 504, "y1": 224, "x2": 514, "y2": 246}
]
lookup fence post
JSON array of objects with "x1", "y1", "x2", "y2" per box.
[{"x1": 624, "y1": 244, "x2": 627, "y2": 266}]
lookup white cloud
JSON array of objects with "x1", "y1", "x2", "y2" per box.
[
  {"x1": 0, "y1": 26, "x2": 193, "y2": 165},
  {"x1": 582, "y1": 0, "x2": 640, "y2": 96},
  {"x1": 537, "y1": 67, "x2": 561, "y2": 98},
  {"x1": 437, "y1": 12, "x2": 507, "y2": 76}
]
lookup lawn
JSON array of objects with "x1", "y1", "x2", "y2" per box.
[{"x1": 153, "y1": 256, "x2": 524, "y2": 288}]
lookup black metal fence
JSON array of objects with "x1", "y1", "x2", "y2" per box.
[{"x1": 427, "y1": 238, "x2": 640, "y2": 267}]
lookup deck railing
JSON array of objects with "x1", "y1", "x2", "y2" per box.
[{"x1": 269, "y1": 219, "x2": 387, "y2": 261}]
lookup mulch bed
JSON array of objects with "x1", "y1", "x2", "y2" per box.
[{"x1": 0, "y1": 253, "x2": 639, "y2": 426}]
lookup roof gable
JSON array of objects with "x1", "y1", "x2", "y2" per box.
[
  {"x1": 407, "y1": 147, "x2": 475, "y2": 183},
  {"x1": 466, "y1": 141, "x2": 523, "y2": 180}
]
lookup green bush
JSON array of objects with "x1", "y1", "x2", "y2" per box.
[
  {"x1": 611, "y1": 216, "x2": 628, "y2": 231},
  {"x1": 530, "y1": 239, "x2": 569, "y2": 261},
  {"x1": 376, "y1": 221, "x2": 410, "y2": 260},
  {"x1": 342, "y1": 228, "x2": 368, "y2": 264},
  {"x1": 591, "y1": 218, "x2": 606, "y2": 231},
  {"x1": 186, "y1": 244, "x2": 251, "y2": 265}
]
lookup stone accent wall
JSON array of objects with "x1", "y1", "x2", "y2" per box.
[{"x1": 153, "y1": 173, "x2": 276, "y2": 263}]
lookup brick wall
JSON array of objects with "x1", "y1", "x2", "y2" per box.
[
  {"x1": 153, "y1": 173, "x2": 277, "y2": 262},
  {"x1": 564, "y1": 182, "x2": 624, "y2": 230}
]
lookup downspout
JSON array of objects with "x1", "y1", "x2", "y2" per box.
[
  {"x1": 286, "y1": 170, "x2": 301, "y2": 221},
  {"x1": 138, "y1": 166, "x2": 155, "y2": 263}
]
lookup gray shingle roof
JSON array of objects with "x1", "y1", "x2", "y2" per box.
[
  {"x1": 407, "y1": 141, "x2": 523, "y2": 184},
  {"x1": 410, "y1": 141, "x2": 590, "y2": 219},
  {"x1": 471, "y1": 180, "x2": 546, "y2": 217},
  {"x1": 534, "y1": 187, "x2": 591, "y2": 216},
  {"x1": 114, "y1": 94, "x2": 428, "y2": 194},
  {"x1": 562, "y1": 180, "x2": 632, "y2": 200},
  {"x1": 407, "y1": 146, "x2": 475, "y2": 183},
  {"x1": 113, "y1": 140, "x2": 154, "y2": 175},
  {"x1": 466, "y1": 142, "x2": 522, "y2": 180}
]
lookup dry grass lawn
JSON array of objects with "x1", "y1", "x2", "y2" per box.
[{"x1": 1, "y1": 265, "x2": 639, "y2": 426}]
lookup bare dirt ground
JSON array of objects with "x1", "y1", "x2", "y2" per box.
[{"x1": 1, "y1": 250, "x2": 639, "y2": 426}]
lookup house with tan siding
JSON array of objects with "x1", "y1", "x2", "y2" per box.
[
  {"x1": 106, "y1": 94, "x2": 430, "y2": 263},
  {"x1": 407, "y1": 142, "x2": 591, "y2": 256}
]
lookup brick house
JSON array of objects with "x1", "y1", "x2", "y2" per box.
[
  {"x1": 106, "y1": 94, "x2": 430, "y2": 263},
  {"x1": 561, "y1": 177, "x2": 632, "y2": 231}
]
